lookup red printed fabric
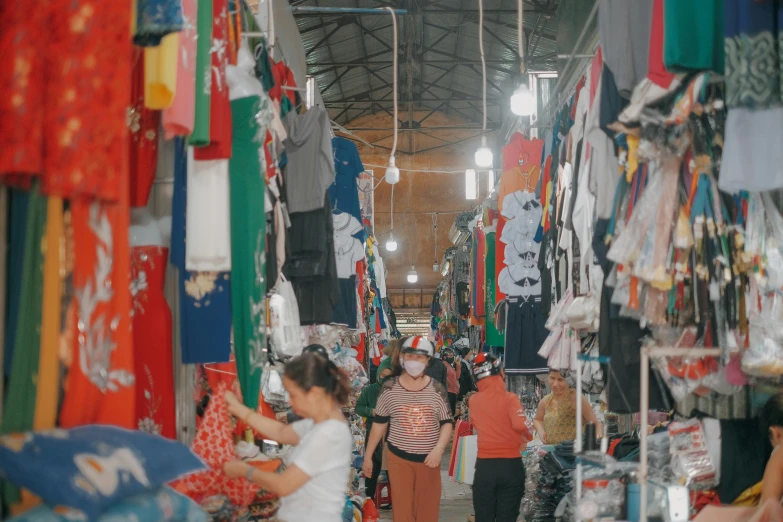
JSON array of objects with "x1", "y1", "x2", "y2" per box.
[
  {"x1": 0, "y1": 0, "x2": 45, "y2": 183},
  {"x1": 60, "y1": 195, "x2": 135, "y2": 429},
  {"x1": 176, "y1": 381, "x2": 259, "y2": 505},
  {"x1": 44, "y1": 1, "x2": 132, "y2": 201},
  {"x1": 129, "y1": 48, "x2": 161, "y2": 208},
  {"x1": 193, "y1": 0, "x2": 232, "y2": 160},
  {"x1": 0, "y1": 0, "x2": 132, "y2": 202}
]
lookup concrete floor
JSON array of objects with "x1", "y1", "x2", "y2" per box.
[{"x1": 379, "y1": 443, "x2": 474, "y2": 522}]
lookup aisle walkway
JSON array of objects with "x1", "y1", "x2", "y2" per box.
[{"x1": 379, "y1": 442, "x2": 473, "y2": 522}]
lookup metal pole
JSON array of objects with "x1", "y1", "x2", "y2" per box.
[
  {"x1": 291, "y1": 6, "x2": 407, "y2": 15},
  {"x1": 576, "y1": 355, "x2": 583, "y2": 510},
  {"x1": 639, "y1": 346, "x2": 650, "y2": 522},
  {"x1": 557, "y1": 54, "x2": 595, "y2": 59}
]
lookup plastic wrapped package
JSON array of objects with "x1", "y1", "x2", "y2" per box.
[
  {"x1": 608, "y1": 169, "x2": 665, "y2": 267},
  {"x1": 668, "y1": 419, "x2": 718, "y2": 490},
  {"x1": 743, "y1": 292, "x2": 783, "y2": 378},
  {"x1": 672, "y1": 449, "x2": 717, "y2": 490}
]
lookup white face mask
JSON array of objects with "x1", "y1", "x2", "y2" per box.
[{"x1": 403, "y1": 360, "x2": 426, "y2": 377}]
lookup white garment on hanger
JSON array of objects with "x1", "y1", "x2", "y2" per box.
[
  {"x1": 332, "y1": 211, "x2": 362, "y2": 237},
  {"x1": 334, "y1": 235, "x2": 364, "y2": 279},
  {"x1": 498, "y1": 265, "x2": 542, "y2": 297},
  {"x1": 374, "y1": 255, "x2": 388, "y2": 299},
  {"x1": 500, "y1": 190, "x2": 539, "y2": 220},
  {"x1": 185, "y1": 150, "x2": 232, "y2": 271}
]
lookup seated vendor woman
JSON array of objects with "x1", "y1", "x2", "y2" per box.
[
  {"x1": 761, "y1": 394, "x2": 783, "y2": 505},
  {"x1": 533, "y1": 369, "x2": 603, "y2": 445}
]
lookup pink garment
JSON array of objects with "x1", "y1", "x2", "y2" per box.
[{"x1": 162, "y1": 0, "x2": 197, "y2": 139}]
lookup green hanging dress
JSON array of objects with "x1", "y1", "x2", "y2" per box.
[
  {"x1": 1, "y1": 182, "x2": 46, "y2": 504},
  {"x1": 229, "y1": 96, "x2": 265, "y2": 410},
  {"x1": 188, "y1": 0, "x2": 213, "y2": 146},
  {"x1": 485, "y1": 231, "x2": 504, "y2": 347}
]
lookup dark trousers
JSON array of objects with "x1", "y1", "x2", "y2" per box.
[
  {"x1": 472, "y1": 457, "x2": 525, "y2": 522},
  {"x1": 365, "y1": 427, "x2": 383, "y2": 499},
  {"x1": 448, "y1": 392, "x2": 457, "y2": 415}
]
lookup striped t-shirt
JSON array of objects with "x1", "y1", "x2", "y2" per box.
[{"x1": 373, "y1": 377, "x2": 453, "y2": 462}]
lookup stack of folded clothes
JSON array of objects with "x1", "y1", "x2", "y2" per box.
[{"x1": 529, "y1": 441, "x2": 576, "y2": 521}]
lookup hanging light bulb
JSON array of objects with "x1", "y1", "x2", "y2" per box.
[
  {"x1": 384, "y1": 7, "x2": 400, "y2": 185},
  {"x1": 465, "y1": 169, "x2": 477, "y2": 200},
  {"x1": 386, "y1": 155, "x2": 400, "y2": 185},
  {"x1": 487, "y1": 169, "x2": 495, "y2": 193},
  {"x1": 510, "y1": 83, "x2": 536, "y2": 116},
  {"x1": 385, "y1": 233, "x2": 398, "y2": 252},
  {"x1": 407, "y1": 266, "x2": 419, "y2": 284},
  {"x1": 475, "y1": 136, "x2": 493, "y2": 168}
]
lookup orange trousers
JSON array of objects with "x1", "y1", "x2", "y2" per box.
[{"x1": 386, "y1": 450, "x2": 441, "y2": 522}]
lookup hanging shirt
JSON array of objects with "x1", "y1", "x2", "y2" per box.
[
  {"x1": 277, "y1": 419, "x2": 353, "y2": 522},
  {"x1": 283, "y1": 107, "x2": 336, "y2": 214},
  {"x1": 502, "y1": 133, "x2": 544, "y2": 171},
  {"x1": 598, "y1": 0, "x2": 653, "y2": 97},
  {"x1": 663, "y1": 0, "x2": 724, "y2": 73},
  {"x1": 334, "y1": 235, "x2": 364, "y2": 279},
  {"x1": 329, "y1": 137, "x2": 364, "y2": 224}
]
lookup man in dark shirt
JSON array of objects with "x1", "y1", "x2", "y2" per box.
[{"x1": 425, "y1": 355, "x2": 449, "y2": 389}]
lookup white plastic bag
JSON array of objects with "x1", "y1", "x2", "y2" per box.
[{"x1": 269, "y1": 275, "x2": 304, "y2": 359}]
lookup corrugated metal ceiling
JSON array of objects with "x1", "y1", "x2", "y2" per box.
[{"x1": 294, "y1": 0, "x2": 559, "y2": 130}]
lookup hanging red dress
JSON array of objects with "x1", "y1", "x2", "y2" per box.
[
  {"x1": 42, "y1": 0, "x2": 136, "y2": 429},
  {"x1": 131, "y1": 245, "x2": 175, "y2": 439},
  {"x1": 0, "y1": 0, "x2": 45, "y2": 184},
  {"x1": 193, "y1": 0, "x2": 232, "y2": 160},
  {"x1": 129, "y1": 48, "x2": 161, "y2": 208}
]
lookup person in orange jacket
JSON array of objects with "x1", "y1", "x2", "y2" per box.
[{"x1": 468, "y1": 352, "x2": 533, "y2": 522}]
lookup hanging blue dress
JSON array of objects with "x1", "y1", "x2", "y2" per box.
[{"x1": 170, "y1": 138, "x2": 232, "y2": 364}]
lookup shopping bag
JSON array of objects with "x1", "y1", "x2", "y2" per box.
[
  {"x1": 269, "y1": 275, "x2": 303, "y2": 359},
  {"x1": 459, "y1": 435, "x2": 478, "y2": 485}
]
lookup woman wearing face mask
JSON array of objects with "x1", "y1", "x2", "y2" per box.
[
  {"x1": 362, "y1": 335, "x2": 454, "y2": 522},
  {"x1": 223, "y1": 351, "x2": 352, "y2": 522},
  {"x1": 533, "y1": 369, "x2": 602, "y2": 445}
]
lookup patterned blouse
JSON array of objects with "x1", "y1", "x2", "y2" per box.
[{"x1": 542, "y1": 390, "x2": 582, "y2": 446}]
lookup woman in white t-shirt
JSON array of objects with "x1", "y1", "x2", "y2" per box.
[{"x1": 223, "y1": 350, "x2": 353, "y2": 522}]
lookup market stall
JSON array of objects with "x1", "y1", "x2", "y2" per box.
[{"x1": 0, "y1": 1, "x2": 397, "y2": 520}]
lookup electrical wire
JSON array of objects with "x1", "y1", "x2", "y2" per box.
[
  {"x1": 478, "y1": 0, "x2": 487, "y2": 132},
  {"x1": 384, "y1": 7, "x2": 399, "y2": 158}
]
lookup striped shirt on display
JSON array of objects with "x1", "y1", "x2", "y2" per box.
[{"x1": 374, "y1": 377, "x2": 453, "y2": 462}]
